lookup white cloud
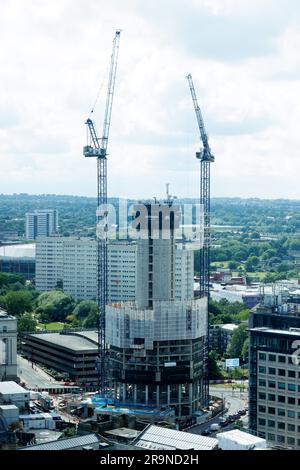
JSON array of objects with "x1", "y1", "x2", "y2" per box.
[{"x1": 0, "y1": 0, "x2": 299, "y2": 199}]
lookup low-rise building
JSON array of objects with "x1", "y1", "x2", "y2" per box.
[
  {"x1": 0, "y1": 309, "x2": 17, "y2": 381},
  {"x1": 0, "y1": 382, "x2": 29, "y2": 410},
  {"x1": 22, "y1": 331, "x2": 99, "y2": 387},
  {"x1": 209, "y1": 323, "x2": 239, "y2": 354}
]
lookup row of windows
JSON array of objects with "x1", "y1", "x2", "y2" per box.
[
  {"x1": 258, "y1": 393, "x2": 299, "y2": 405},
  {"x1": 258, "y1": 366, "x2": 298, "y2": 377},
  {"x1": 258, "y1": 406, "x2": 297, "y2": 418},
  {"x1": 258, "y1": 380, "x2": 298, "y2": 391},
  {"x1": 267, "y1": 434, "x2": 296, "y2": 446},
  {"x1": 259, "y1": 352, "x2": 297, "y2": 365},
  {"x1": 258, "y1": 419, "x2": 297, "y2": 432}
]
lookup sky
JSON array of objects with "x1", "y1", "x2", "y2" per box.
[{"x1": 1, "y1": 0, "x2": 300, "y2": 200}]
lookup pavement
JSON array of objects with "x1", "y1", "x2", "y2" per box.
[{"x1": 17, "y1": 355, "x2": 59, "y2": 389}]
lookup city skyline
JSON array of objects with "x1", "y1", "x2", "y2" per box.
[{"x1": 0, "y1": 1, "x2": 300, "y2": 199}]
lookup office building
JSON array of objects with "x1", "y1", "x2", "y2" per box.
[
  {"x1": 107, "y1": 203, "x2": 208, "y2": 418},
  {"x1": 249, "y1": 326, "x2": 300, "y2": 449},
  {"x1": 0, "y1": 244, "x2": 35, "y2": 281},
  {"x1": 249, "y1": 288, "x2": 300, "y2": 449},
  {"x1": 25, "y1": 209, "x2": 58, "y2": 240},
  {"x1": 35, "y1": 237, "x2": 194, "y2": 302},
  {"x1": 0, "y1": 309, "x2": 17, "y2": 381}
]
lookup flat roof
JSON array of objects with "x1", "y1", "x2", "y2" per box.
[
  {"x1": 0, "y1": 243, "x2": 35, "y2": 259},
  {"x1": 104, "y1": 428, "x2": 140, "y2": 439},
  {"x1": 0, "y1": 405, "x2": 19, "y2": 411},
  {"x1": 249, "y1": 327, "x2": 300, "y2": 337},
  {"x1": 0, "y1": 308, "x2": 16, "y2": 321},
  {"x1": 0, "y1": 381, "x2": 28, "y2": 395},
  {"x1": 220, "y1": 324, "x2": 239, "y2": 331},
  {"x1": 28, "y1": 332, "x2": 98, "y2": 352},
  {"x1": 133, "y1": 425, "x2": 218, "y2": 451},
  {"x1": 217, "y1": 429, "x2": 266, "y2": 445}
]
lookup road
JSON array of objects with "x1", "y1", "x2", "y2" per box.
[
  {"x1": 17, "y1": 355, "x2": 58, "y2": 389},
  {"x1": 188, "y1": 386, "x2": 248, "y2": 436}
]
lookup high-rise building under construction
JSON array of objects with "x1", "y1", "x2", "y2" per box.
[{"x1": 106, "y1": 201, "x2": 208, "y2": 418}]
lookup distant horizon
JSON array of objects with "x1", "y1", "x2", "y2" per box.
[{"x1": 1, "y1": 192, "x2": 300, "y2": 203}]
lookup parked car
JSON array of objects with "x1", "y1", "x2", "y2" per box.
[{"x1": 201, "y1": 429, "x2": 212, "y2": 436}]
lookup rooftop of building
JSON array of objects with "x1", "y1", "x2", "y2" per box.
[
  {"x1": 0, "y1": 308, "x2": 16, "y2": 321},
  {"x1": 104, "y1": 427, "x2": 140, "y2": 440},
  {"x1": 0, "y1": 381, "x2": 28, "y2": 395},
  {"x1": 249, "y1": 326, "x2": 300, "y2": 337},
  {"x1": 20, "y1": 433, "x2": 137, "y2": 451},
  {"x1": 26, "y1": 331, "x2": 98, "y2": 352},
  {"x1": 219, "y1": 323, "x2": 239, "y2": 332},
  {"x1": 216, "y1": 429, "x2": 266, "y2": 446},
  {"x1": 132, "y1": 424, "x2": 218, "y2": 451},
  {"x1": 0, "y1": 243, "x2": 35, "y2": 259},
  {"x1": 0, "y1": 405, "x2": 19, "y2": 411}
]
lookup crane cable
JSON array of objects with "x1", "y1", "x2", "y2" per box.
[{"x1": 89, "y1": 61, "x2": 110, "y2": 118}]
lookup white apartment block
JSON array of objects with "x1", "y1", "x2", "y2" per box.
[
  {"x1": 35, "y1": 237, "x2": 194, "y2": 302},
  {"x1": 25, "y1": 210, "x2": 58, "y2": 240}
]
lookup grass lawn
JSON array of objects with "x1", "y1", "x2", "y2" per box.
[
  {"x1": 37, "y1": 322, "x2": 65, "y2": 331},
  {"x1": 211, "y1": 261, "x2": 229, "y2": 269}
]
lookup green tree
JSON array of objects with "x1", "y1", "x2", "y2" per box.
[
  {"x1": 241, "y1": 337, "x2": 249, "y2": 363},
  {"x1": 73, "y1": 300, "x2": 98, "y2": 320},
  {"x1": 3, "y1": 290, "x2": 33, "y2": 316},
  {"x1": 208, "y1": 351, "x2": 222, "y2": 379},
  {"x1": 245, "y1": 256, "x2": 259, "y2": 272},
  {"x1": 63, "y1": 427, "x2": 76, "y2": 437},
  {"x1": 82, "y1": 310, "x2": 98, "y2": 328},
  {"x1": 17, "y1": 313, "x2": 37, "y2": 336},
  {"x1": 36, "y1": 290, "x2": 75, "y2": 322},
  {"x1": 227, "y1": 324, "x2": 248, "y2": 359}
]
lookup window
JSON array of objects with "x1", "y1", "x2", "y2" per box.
[
  {"x1": 288, "y1": 410, "x2": 295, "y2": 418},
  {"x1": 269, "y1": 354, "x2": 276, "y2": 361},
  {"x1": 268, "y1": 407, "x2": 275, "y2": 415},
  {"x1": 288, "y1": 384, "x2": 296, "y2": 392},
  {"x1": 259, "y1": 379, "x2": 266, "y2": 387},
  {"x1": 278, "y1": 369, "x2": 286, "y2": 377},
  {"x1": 278, "y1": 409, "x2": 285, "y2": 417},
  {"x1": 277, "y1": 435, "x2": 285, "y2": 444},
  {"x1": 278, "y1": 382, "x2": 285, "y2": 390},
  {"x1": 269, "y1": 368, "x2": 276, "y2": 375},
  {"x1": 259, "y1": 366, "x2": 267, "y2": 373},
  {"x1": 278, "y1": 395, "x2": 286, "y2": 403},
  {"x1": 278, "y1": 422, "x2": 285, "y2": 430},
  {"x1": 288, "y1": 424, "x2": 295, "y2": 432},
  {"x1": 278, "y1": 356, "x2": 286, "y2": 363},
  {"x1": 268, "y1": 394, "x2": 276, "y2": 401},
  {"x1": 288, "y1": 370, "x2": 296, "y2": 378},
  {"x1": 268, "y1": 433, "x2": 275, "y2": 441},
  {"x1": 287, "y1": 437, "x2": 295, "y2": 446},
  {"x1": 288, "y1": 397, "x2": 296, "y2": 405},
  {"x1": 268, "y1": 381, "x2": 276, "y2": 389},
  {"x1": 259, "y1": 353, "x2": 266, "y2": 360},
  {"x1": 258, "y1": 418, "x2": 266, "y2": 426},
  {"x1": 259, "y1": 393, "x2": 266, "y2": 400},
  {"x1": 259, "y1": 405, "x2": 266, "y2": 413},
  {"x1": 268, "y1": 420, "x2": 275, "y2": 428}
]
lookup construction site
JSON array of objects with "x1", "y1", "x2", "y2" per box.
[{"x1": 81, "y1": 29, "x2": 215, "y2": 424}]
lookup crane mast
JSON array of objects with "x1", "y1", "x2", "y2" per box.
[
  {"x1": 84, "y1": 30, "x2": 121, "y2": 395},
  {"x1": 187, "y1": 73, "x2": 214, "y2": 407}
]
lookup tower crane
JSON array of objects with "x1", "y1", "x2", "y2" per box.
[
  {"x1": 83, "y1": 30, "x2": 121, "y2": 395},
  {"x1": 186, "y1": 73, "x2": 214, "y2": 407}
]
